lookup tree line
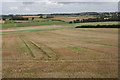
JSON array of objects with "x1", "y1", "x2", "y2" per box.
[
  {"x1": 2, "y1": 16, "x2": 29, "y2": 20},
  {"x1": 69, "y1": 17, "x2": 119, "y2": 24}
]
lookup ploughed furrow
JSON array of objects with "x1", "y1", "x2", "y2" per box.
[
  {"x1": 30, "y1": 41, "x2": 51, "y2": 58},
  {"x1": 20, "y1": 38, "x2": 35, "y2": 58}
]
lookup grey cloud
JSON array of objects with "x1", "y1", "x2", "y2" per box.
[
  {"x1": 2, "y1": 2, "x2": 118, "y2": 15},
  {"x1": 22, "y1": 2, "x2": 35, "y2": 5},
  {"x1": 58, "y1": 2, "x2": 115, "y2": 5}
]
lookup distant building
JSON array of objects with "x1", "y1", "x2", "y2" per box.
[
  {"x1": 5, "y1": 18, "x2": 11, "y2": 20},
  {"x1": 104, "y1": 18, "x2": 109, "y2": 20},
  {"x1": 41, "y1": 14, "x2": 53, "y2": 18}
]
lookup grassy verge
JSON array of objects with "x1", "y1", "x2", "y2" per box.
[{"x1": 2, "y1": 26, "x2": 75, "y2": 33}]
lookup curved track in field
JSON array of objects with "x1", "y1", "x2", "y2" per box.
[{"x1": 2, "y1": 25, "x2": 65, "y2": 32}]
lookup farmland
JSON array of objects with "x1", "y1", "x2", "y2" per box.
[
  {"x1": 1, "y1": 12, "x2": 119, "y2": 78},
  {"x1": 2, "y1": 24, "x2": 118, "y2": 78},
  {"x1": 0, "y1": 20, "x2": 4, "y2": 24},
  {"x1": 2, "y1": 18, "x2": 67, "y2": 29},
  {"x1": 51, "y1": 16, "x2": 96, "y2": 22}
]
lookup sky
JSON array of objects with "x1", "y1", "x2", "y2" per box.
[{"x1": 1, "y1": 0, "x2": 120, "y2": 15}]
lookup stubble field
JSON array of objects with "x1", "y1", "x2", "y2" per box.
[{"x1": 2, "y1": 26, "x2": 118, "y2": 78}]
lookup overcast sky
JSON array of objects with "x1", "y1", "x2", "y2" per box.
[{"x1": 1, "y1": 0, "x2": 120, "y2": 15}]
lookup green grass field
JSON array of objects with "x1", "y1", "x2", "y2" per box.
[{"x1": 2, "y1": 21, "x2": 67, "y2": 28}]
